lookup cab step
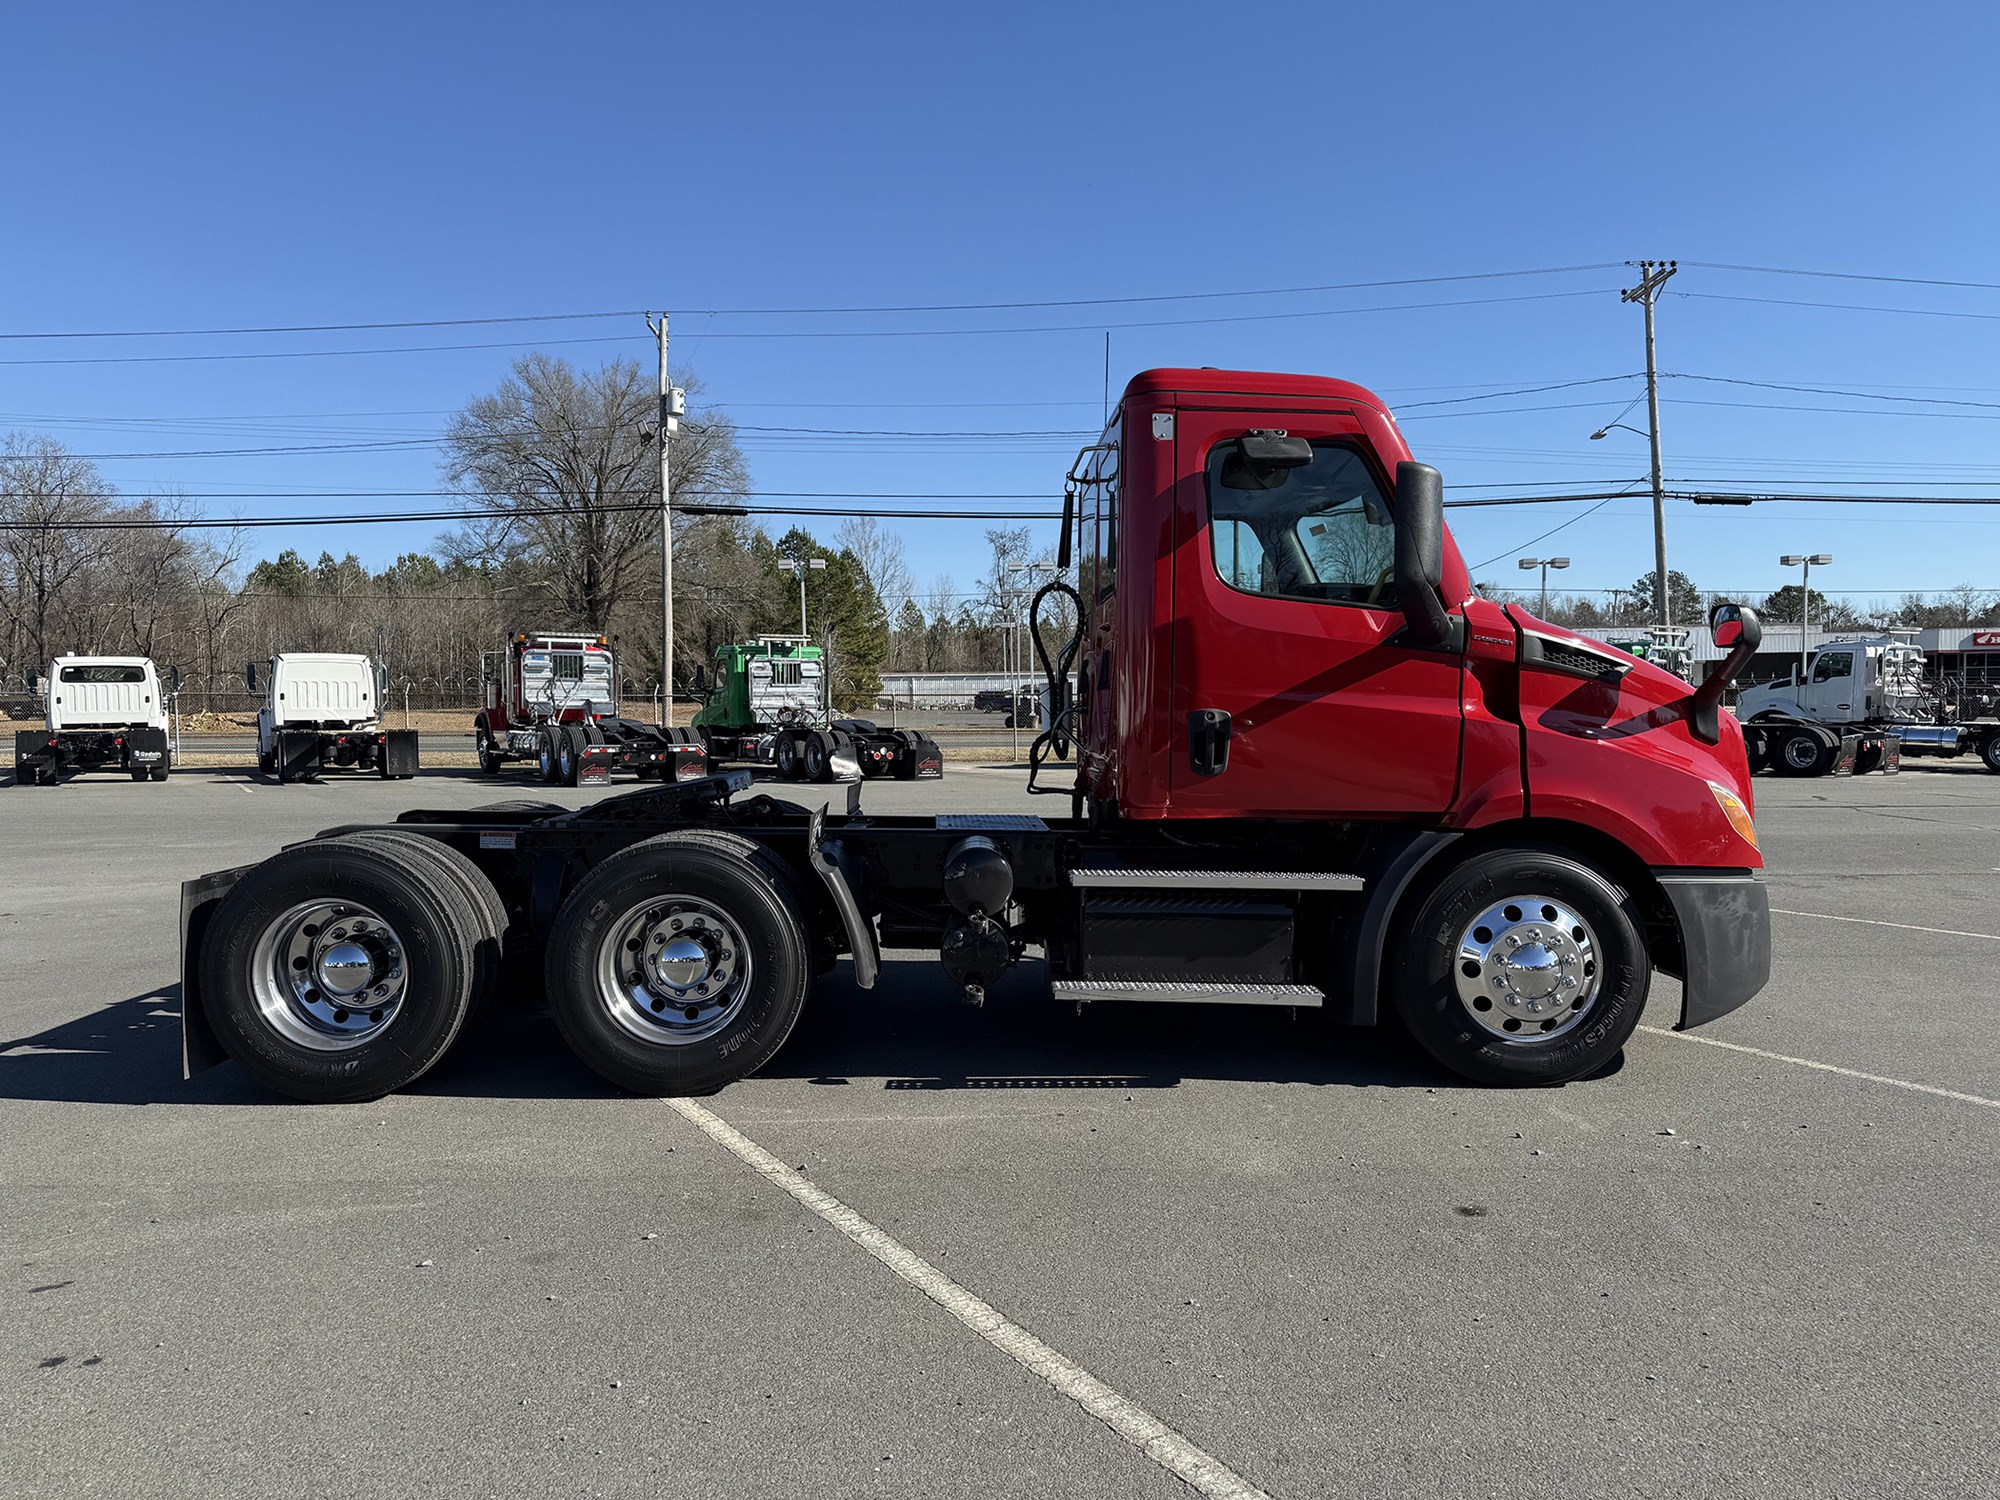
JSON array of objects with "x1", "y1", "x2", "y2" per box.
[
  {"x1": 1052, "y1": 979, "x2": 1324, "y2": 1007},
  {"x1": 1068, "y1": 867, "x2": 1363, "y2": 891}
]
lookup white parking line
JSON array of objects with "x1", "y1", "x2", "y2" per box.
[
  {"x1": 665, "y1": 1096, "x2": 1272, "y2": 1500},
  {"x1": 1637, "y1": 1027, "x2": 1999, "y2": 1109},
  {"x1": 1773, "y1": 907, "x2": 2000, "y2": 942}
]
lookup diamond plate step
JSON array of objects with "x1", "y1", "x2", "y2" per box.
[
  {"x1": 1051, "y1": 979, "x2": 1324, "y2": 1007},
  {"x1": 1068, "y1": 868, "x2": 1363, "y2": 891}
]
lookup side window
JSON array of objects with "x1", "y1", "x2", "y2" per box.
[
  {"x1": 1206, "y1": 440, "x2": 1395, "y2": 607},
  {"x1": 1812, "y1": 650, "x2": 1852, "y2": 683}
]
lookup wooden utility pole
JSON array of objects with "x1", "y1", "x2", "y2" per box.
[{"x1": 1621, "y1": 260, "x2": 1678, "y2": 626}]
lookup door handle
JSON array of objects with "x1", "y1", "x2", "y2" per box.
[{"x1": 1188, "y1": 709, "x2": 1231, "y2": 777}]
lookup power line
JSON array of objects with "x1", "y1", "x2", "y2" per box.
[
  {"x1": 1682, "y1": 261, "x2": 2000, "y2": 293},
  {"x1": 1679, "y1": 291, "x2": 2000, "y2": 323},
  {"x1": 0, "y1": 265, "x2": 1623, "y2": 340},
  {"x1": 0, "y1": 334, "x2": 640, "y2": 368},
  {"x1": 1667, "y1": 373, "x2": 2000, "y2": 411}
]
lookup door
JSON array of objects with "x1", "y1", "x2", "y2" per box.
[{"x1": 1169, "y1": 408, "x2": 1465, "y2": 818}]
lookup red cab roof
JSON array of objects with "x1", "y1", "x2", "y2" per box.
[{"x1": 1122, "y1": 367, "x2": 1392, "y2": 413}]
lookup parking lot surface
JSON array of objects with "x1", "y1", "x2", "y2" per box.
[{"x1": 4, "y1": 763, "x2": 1996, "y2": 1497}]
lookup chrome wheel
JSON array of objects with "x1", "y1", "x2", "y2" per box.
[
  {"x1": 1453, "y1": 895, "x2": 1601, "y2": 1043},
  {"x1": 592, "y1": 894, "x2": 753, "y2": 1046},
  {"x1": 248, "y1": 899, "x2": 408, "y2": 1050}
]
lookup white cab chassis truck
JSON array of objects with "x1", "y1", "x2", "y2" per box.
[
  {"x1": 1736, "y1": 635, "x2": 2000, "y2": 776},
  {"x1": 249, "y1": 653, "x2": 419, "y2": 783},
  {"x1": 13, "y1": 655, "x2": 175, "y2": 786}
]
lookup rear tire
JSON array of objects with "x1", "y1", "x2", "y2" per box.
[
  {"x1": 335, "y1": 831, "x2": 510, "y2": 1015},
  {"x1": 773, "y1": 733, "x2": 800, "y2": 781},
  {"x1": 803, "y1": 730, "x2": 831, "y2": 782},
  {"x1": 1776, "y1": 727, "x2": 1831, "y2": 777},
  {"x1": 557, "y1": 728, "x2": 581, "y2": 787},
  {"x1": 537, "y1": 730, "x2": 558, "y2": 783},
  {"x1": 1853, "y1": 741, "x2": 1883, "y2": 776},
  {"x1": 543, "y1": 833, "x2": 810, "y2": 1095},
  {"x1": 1982, "y1": 733, "x2": 2000, "y2": 773},
  {"x1": 1388, "y1": 845, "x2": 1650, "y2": 1087},
  {"x1": 198, "y1": 839, "x2": 480, "y2": 1102}
]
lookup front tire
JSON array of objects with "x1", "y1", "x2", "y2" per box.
[
  {"x1": 1389, "y1": 846, "x2": 1650, "y2": 1087},
  {"x1": 543, "y1": 833, "x2": 810, "y2": 1095}
]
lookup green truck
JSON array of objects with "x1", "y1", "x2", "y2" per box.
[{"x1": 692, "y1": 636, "x2": 943, "y2": 781}]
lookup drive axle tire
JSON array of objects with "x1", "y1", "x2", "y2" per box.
[
  {"x1": 557, "y1": 727, "x2": 581, "y2": 787},
  {"x1": 537, "y1": 730, "x2": 558, "y2": 783},
  {"x1": 1389, "y1": 845, "x2": 1650, "y2": 1087},
  {"x1": 198, "y1": 839, "x2": 480, "y2": 1103},
  {"x1": 1982, "y1": 734, "x2": 2000, "y2": 774},
  {"x1": 543, "y1": 832, "x2": 810, "y2": 1096},
  {"x1": 1853, "y1": 741, "x2": 1883, "y2": 776},
  {"x1": 1776, "y1": 727, "x2": 1831, "y2": 777},
  {"x1": 336, "y1": 831, "x2": 510, "y2": 1014},
  {"x1": 773, "y1": 733, "x2": 801, "y2": 781},
  {"x1": 803, "y1": 730, "x2": 832, "y2": 782}
]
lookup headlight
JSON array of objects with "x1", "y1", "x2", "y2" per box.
[{"x1": 1708, "y1": 781, "x2": 1759, "y2": 851}]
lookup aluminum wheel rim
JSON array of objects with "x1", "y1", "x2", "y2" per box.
[
  {"x1": 248, "y1": 898, "x2": 408, "y2": 1051},
  {"x1": 593, "y1": 894, "x2": 753, "y2": 1046},
  {"x1": 1783, "y1": 735, "x2": 1819, "y2": 769},
  {"x1": 1453, "y1": 894, "x2": 1601, "y2": 1043}
]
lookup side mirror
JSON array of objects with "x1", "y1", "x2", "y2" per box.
[
  {"x1": 167, "y1": 665, "x2": 181, "y2": 694},
  {"x1": 1392, "y1": 462, "x2": 1452, "y2": 649},
  {"x1": 26, "y1": 670, "x2": 40, "y2": 693},
  {"x1": 1687, "y1": 602, "x2": 1763, "y2": 745},
  {"x1": 693, "y1": 664, "x2": 709, "y2": 692},
  {"x1": 245, "y1": 661, "x2": 259, "y2": 691}
]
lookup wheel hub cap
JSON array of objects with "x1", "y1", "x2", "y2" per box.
[
  {"x1": 596, "y1": 897, "x2": 753, "y2": 1047},
  {"x1": 249, "y1": 900, "x2": 408, "y2": 1051},
  {"x1": 1453, "y1": 896, "x2": 1601, "y2": 1043},
  {"x1": 315, "y1": 942, "x2": 375, "y2": 997}
]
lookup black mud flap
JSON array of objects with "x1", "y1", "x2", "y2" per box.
[
  {"x1": 382, "y1": 729, "x2": 420, "y2": 777},
  {"x1": 1657, "y1": 870, "x2": 1771, "y2": 1029},
  {"x1": 13, "y1": 728, "x2": 52, "y2": 783},
  {"x1": 276, "y1": 730, "x2": 320, "y2": 782},
  {"x1": 895, "y1": 731, "x2": 945, "y2": 780},
  {"x1": 181, "y1": 864, "x2": 257, "y2": 1075},
  {"x1": 128, "y1": 725, "x2": 169, "y2": 770}
]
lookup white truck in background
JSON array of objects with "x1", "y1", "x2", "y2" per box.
[
  {"x1": 13, "y1": 655, "x2": 175, "y2": 786},
  {"x1": 1737, "y1": 635, "x2": 2000, "y2": 776},
  {"x1": 249, "y1": 652, "x2": 419, "y2": 783}
]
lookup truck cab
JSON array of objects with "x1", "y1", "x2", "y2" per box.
[
  {"x1": 252, "y1": 653, "x2": 416, "y2": 782},
  {"x1": 1737, "y1": 637, "x2": 1928, "y2": 727},
  {"x1": 14, "y1": 655, "x2": 173, "y2": 785}
]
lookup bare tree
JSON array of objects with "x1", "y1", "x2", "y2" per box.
[
  {"x1": 0, "y1": 435, "x2": 119, "y2": 671},
  {"x1": 835, "y1": 515, "x2": 914, "y2": 615},
  {"x1": 440, "y1": 354, "x2": 748, "y2": 630}
]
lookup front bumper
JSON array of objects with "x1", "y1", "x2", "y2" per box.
[{"x1": 1655, "y1": 869, "x2": 1771, "y2": 1029}]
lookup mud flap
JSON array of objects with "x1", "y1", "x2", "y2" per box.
[
  {"x1": 128, "y1": 725, "x2": 169, "y2": 770},
  {"x1": 276, "y1": 729, "x2": 321, "y2": 782},
  {"x1": 808, "y1": 806, "x2": 879, "y2": 988},
  {"x1": 14, "y1": 728, "x2": 52, "y2": 783},
  {"x1": 181, "y1": 864, "x2": 256, "y2": 1075},
  {"x1": 382, "y1": 729, "x2": 421, "y2": 776}
]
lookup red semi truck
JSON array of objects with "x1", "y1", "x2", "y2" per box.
[{"x1": 180, "y1": 368, "x2": 1770, "y2": 1103}]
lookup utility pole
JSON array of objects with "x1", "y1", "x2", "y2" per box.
[
  {"x1": 1621, "y1": 260, "x2": 1677, "y2": 627},
  {"x1": 647, "y1": 314, "x2": 686, "y2": 726}
]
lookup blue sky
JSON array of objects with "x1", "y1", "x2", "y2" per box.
[{"x1": 6, "y1": 1, "x2": 2000, "y2": 616}]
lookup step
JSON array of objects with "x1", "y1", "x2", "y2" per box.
[
  {"x1": 1068, "y1": 867, "x2": 1363, "y2": 891},
  {"x1": 1052, "y1": 979, "x2": 1325, "y2": 1007}
]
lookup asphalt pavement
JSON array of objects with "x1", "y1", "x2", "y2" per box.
[{"x1": 2, "y1": 762, "x2": 1995, "y2": 1497}]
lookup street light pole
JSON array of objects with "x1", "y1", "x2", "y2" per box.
[
  {"x1": 1620, "y1": 260, "x2": 1678, "y2": 626},
  {"x1": 1517, "y1": 555, "x2": 1569, "y2": 617},
  {"x1": 1779, "y1": 553, "x2": 1833, "y2": 679},
  {"x1": 781, "y1": 557, "x2": 826, "y2": 638}
]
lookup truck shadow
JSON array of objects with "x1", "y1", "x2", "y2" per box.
[
  {"x1": 2, "y1": 963, "x2": 1621, "y2": 1107},
  {"x1": 0, "y1": 986, "x2": 265, "y2": 1107}
]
